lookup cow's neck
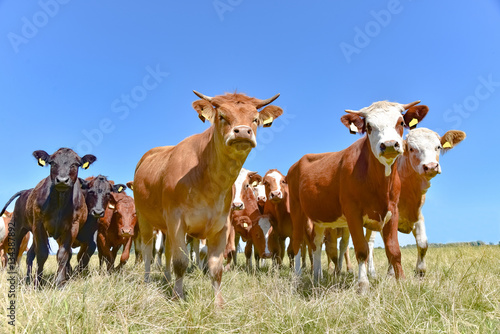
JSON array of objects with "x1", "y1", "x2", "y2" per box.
[{"x1": 201, "y1": 127, "x2": 250, "y2": 194}]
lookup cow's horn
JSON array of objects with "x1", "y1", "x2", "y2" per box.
[
  {"x1": 256, "y1": 93, "x2": 280, "y2": 109},
  {"x1": 402, "y1": 100, "x2": 421, "y2": 110},
  {"x1": 193, "y1": 90, "x2": 213, "y2": 102},
  {"x1": 344, "y1": 109, "x2": 362, "y2": 115}
]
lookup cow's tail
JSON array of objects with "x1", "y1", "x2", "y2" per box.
[{"x1": 0, "y1": 190, "x2": 25, "y2": 217}]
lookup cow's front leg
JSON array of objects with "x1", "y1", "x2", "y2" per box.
[
  {"x1": 381, "y1": 208, "x2": 405, "y2": 280},
  {"x1": 117, "y1": 237, "x2": 133, "y2": 270},
  {"x1": 412, "y1": 213, "x2": 428, "y2": 277},
  {"x1": 55, "y1": 221, "x2": 78, "y2": 286},
  {"x1": 206, "y1": 224, "x2": 228, "y2": 308}
]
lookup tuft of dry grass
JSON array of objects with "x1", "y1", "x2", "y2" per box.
[{"x1": 1, "y1": 245, "x2": 499, "y2": 333}]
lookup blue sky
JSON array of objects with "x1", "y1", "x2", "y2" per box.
[{"x1": 1, "y1": 0, "x2": 499, "y2": 246}]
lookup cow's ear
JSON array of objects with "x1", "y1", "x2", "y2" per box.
[
  {"x1": 33, "y1": 150, "x2": 50, "y2": 167},
  {"x1": 126, "y1": 181, "x2": 134, "y2": 191},
  {"x1": 440, "y1": 130, "x2": 466, "y2": 152},
  {"x1": 248, "y1": 172, "x2": 262, "y2": 185},
  {"x1": 341, "y1": 114, "x2": 365, "y2": 134},
  {"x1": 403, "y1": 105, "x2": 429, "y2": 129},
  {"x1": 79, "y1": 178, "x2": 90, "y2": 189},
  {"x1": 259, "y1": 105, "x2": 283, "y2": 128},
  {"x1": 113, "y1": 184, "x2": 126, "y2": 193},
  {"x1": 192, "y1": 100, "x2": 216, "y2": 123},
  {"x1": 81, "y1": 155, "x2": 97, "y2": 169}
]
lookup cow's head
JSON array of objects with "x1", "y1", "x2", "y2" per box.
[
  {"x1": 341, "y1": 101, "x2": 428, "y2": 176},
  {"x1": 192, "y1": 91, "x2": 283, "y2": 154},
  {"x1": 263, "y1": 169, "x2": 286, "y2": 203},
  {"x1": 231, "y1": 168, "x2": 262, "y2": 211},
  {"x1": 80, "y1": 175, "x2": 126, "y2": 218},
  {"x1": 108, "y1": 193, "x2": 137, "y2": 238},
  {"x1": 33, "y1": 148, "x2": 96, "y2": 192},
  {"x1": 233, "y1": 216, "x2": 272, "y2": 259},
  {"x1": 405, "y1": 128, "x2": 466, "y2": 179},
  {"x1": 252, "y1": 180, "x2": 267, "y2": 208}
]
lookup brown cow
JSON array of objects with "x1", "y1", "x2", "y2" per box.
[
  {"x1": 97, "y1": 190, "x2": 137, "y2": 271},
  {"x1": 324, "y1": 228, "x2": 352, "y2": 274},
  {"x1": 262, "y1": 169, "x2": 311, "y2": 269},
  {"x1": 287, "y1": 100, "x2": 428, "y2": 291},
  {"x1": 133, "y1": 90, "x2": 282, "y2": 306},
  {"x1": 227, "y1": 168, "x2": 271, "y2": 271},
  {"x1": 364, "y1": 127, "x2": 466, "y2": 277}
]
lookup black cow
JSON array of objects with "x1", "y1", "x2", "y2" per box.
[{"x1": 20, "y1": 148, "x2": 96, "y2": 287}]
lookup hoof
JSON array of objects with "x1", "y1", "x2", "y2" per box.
[{"x1": 357, "y1": 280, "x2": 369, "y2": 294}]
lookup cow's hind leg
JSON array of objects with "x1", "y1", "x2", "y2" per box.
[
  {"x1": 167, "y1": 219, "x2": 188, "y2": 300},
  {"x1": 137, "y1": 213, "x2": 155, "y2": 283},
  {"x1": 413, "y1": 213, "x2": 428, "y2": 277},
  {"x1": 365, "y1": 229, "x2": 377, "y2": 277}
]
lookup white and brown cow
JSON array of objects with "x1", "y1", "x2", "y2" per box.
[
  {"x1": 287, "y1": 100, "x2": 428, "y2": 291},
  {"x1": 228, "y1": 168, "x2": 271, "y2": 271},
  {"x1": 365, "y1": 127, "x2": 466, "y2": 277},
  {"x1": 133, "y1": 91, "x2": 282, "y2": 306}
]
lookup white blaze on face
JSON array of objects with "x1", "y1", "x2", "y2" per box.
[
  {"x1": 253, "y1": 183, "x2": 267, "y2": 201},
  {"x1": 232, "y1": 168, "x2": 251, "y2": 208},
  {"x1": 406, "y1": 128, "x2": 442, "y2": 175},
  {"x1": 258, "y1": 217, "x2": 272, "y2": 254},
  {"x1": 364, "y1": 105, "x2": 405, "y2": 176},
  {"x1": 267, "y1": 171, "x2": 284, "y2": 198}
]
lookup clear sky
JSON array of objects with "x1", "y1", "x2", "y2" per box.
[{"x1": 1, "y1": 0, "x2": 499, "y2": 247}]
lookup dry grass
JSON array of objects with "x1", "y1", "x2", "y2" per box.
[{"x1": 1, "y1": 245, "x2": 499, "y2": 333}]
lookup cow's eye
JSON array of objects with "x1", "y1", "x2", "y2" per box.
[
  {"x1": 409, "y1": 148, "x2": 414, "y2": 152},
  {"x1": 281, "y1": 180, "x2": 286, "y2": 184},
  {"x1": 253, "y1": 118, "x2": 259, "y2": 124},
  {"x1": 436, "y1": 146, "x2": 442, "y2": 151}
]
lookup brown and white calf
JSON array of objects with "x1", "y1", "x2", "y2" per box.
[
  {"x1": 97, "y1": 191, "x2": 137, "y2": 271},
  {"x1": 365, "y1": 127, "x2": 466, "y2": 277},
  {"x1": 133, "y1": 91, "x2": 282, "y2": 306},
  {"x1": 261, "y1": 169, "x2": 295, "y2": 267},
  {"x1": 287, "y1": 100, "x2": 428, "y2": 290},
  {"x1": 227, "y1": 168, "x2": 271, "y2": 270}
]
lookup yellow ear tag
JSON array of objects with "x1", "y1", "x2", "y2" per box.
[
  {"x1": 263, "y1": 117, "x2": 274, "y2": 127},
  {"x1": 129, "y1": 185, "x2": 134, "y2": 190},
  {"x1": 82, "y1": 162, "x2": 90, "y2": 169},
  {"x1": 443, "y1": 141, "x2": 452, "y2": 148},
  {"x1": 38, "y1": 158, "x2": 46, "y2": 166},
  {"x1": 409, "y1": 118, "x2": 419, "y2": 128},
  {"x1": 108, "y1": 203, "x2": 115, "y2": 209},
  {"x1": 349, "y1": 123, "x2": 358, "y2": 133},
  {"x1": 118, "y1": 186, "x2": 124, "y2": 193},
  {"x1": 1, "y1": 213, "x2": 6, "y2": 218},
  {"x1": 251, "y1": 181, "x2": 258, "y2": 187},
  {"x1": 243, "y1": 222, "x2": 248, "y2": 228}
]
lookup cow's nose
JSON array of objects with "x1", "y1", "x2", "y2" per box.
[
  {"x1": 257, "y1": 196, "x2": 266, "y2": 202},
  {"x1": 91, "y1": 208, "x2": 105, "y2": 218},
  {"x1": 269, "y1": 191, "x2": 282, "y2": 201},
  {"x1": 423, "y1": 163, "x2": 440, "y2": 176},
  {"x1": 232, "y1": 126, "x2": 253, "y2": 139},
  {"x1": 55, "y1": 176, "x2": 70, "y2": 185},
  {"x1": 231, "y1": 202, "x2": 244, "y2": 211},
  {"x1": 380, "y1": 140, "x2": 399, "y2": 152},
  {"x1": 120, "y1": 228, "x2": 133, "y2": 237}
]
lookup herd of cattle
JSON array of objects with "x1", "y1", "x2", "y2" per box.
[{"x1": 0, "y1": 91, "x2": 465, "y2": 307}]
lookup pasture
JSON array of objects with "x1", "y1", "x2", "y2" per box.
[{"x1": 2, "y1": 245, "x2": 499, "y2": 333}]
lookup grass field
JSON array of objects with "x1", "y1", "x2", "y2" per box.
[{"x1": 1, "y1": 245, "x2": 499, "y2": 333}]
